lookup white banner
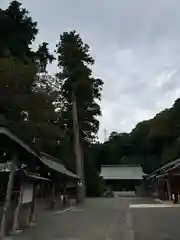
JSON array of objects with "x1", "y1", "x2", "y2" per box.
[{"x1": 22, "y1": 183, "x2": 33, "y2": 203}]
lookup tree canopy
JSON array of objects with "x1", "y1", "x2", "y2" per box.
[
  {"x1": 0, "y1": 0, "x2": 38, "y2": 58},
  {"x1": 0, "y1": 1, "x2": 62, "y2": 154},
  {"x1": 56, "y1": 31, "x2": 103, "y2": 143}
]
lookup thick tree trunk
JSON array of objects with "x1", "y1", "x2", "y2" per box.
[
  {"x1": 72, "y1": 91, "x2": 84, "y2": 204},
  {"x1": 0, "y1": 156, "x2": 18, "y2": 240}
]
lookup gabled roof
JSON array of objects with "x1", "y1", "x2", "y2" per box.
[
  {"x1": 40, "y1": 152, "x2": 78, "y2": 179},
  {"x1": 100, "y1": 165, "x2": 144, "y2": 180},
  {"x1": 0, "y1": 123, "x2": 78, "y2": 179},
  {"x1": 147, "y1": 158, "x2": 180, "y2": 180},
  {"x1": 0, "y1": 116, "x2": 38, "y2": 159},
  {"x1": 0, "y1": 126, "x2": 38, "y2": 158}
]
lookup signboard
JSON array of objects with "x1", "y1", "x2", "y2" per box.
[{"x1": 22, "y1": 183, "x2": 33, "y2": 203}]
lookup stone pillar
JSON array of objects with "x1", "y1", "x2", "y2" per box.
[
  {"x1": 29, "y1": 183, "x2": 37, "y2": 226},
  {"x1": 51, "y1": 184, "x2": 56, "y2": 209},
  {"x1": 154, "y1": 179, "x2": 159, "y2": 198},
  {"x1": 166, "y1": 179, "x2": 171, "y2": 201},
  {"x1": 0, "y1": 156, "x2": 18, "y2": 240}
]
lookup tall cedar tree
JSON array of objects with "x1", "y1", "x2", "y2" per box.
[
  {"x1": 0, "y1": 1, "x2": 62, "y2": 153},
  {"x1": 0, "y1": 0, "x2": 38, "y2": 58},
  {"x1": 0, "y1": 1, "x2": 54, "y2": 66},
  {"x1": 56, "y1": 31, "x2": 103, "y2": 143}
]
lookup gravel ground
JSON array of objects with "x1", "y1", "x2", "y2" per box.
[{"x1": 11, "y1": 197, "x2": 180, "y2": 240}]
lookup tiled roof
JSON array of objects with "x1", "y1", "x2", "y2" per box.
[{"x1": 100, "y1": 165, "x2": 144, "y2": 180}]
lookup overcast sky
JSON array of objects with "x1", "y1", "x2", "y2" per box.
[{"x1": 2, "y1": 0, "x2": 180, "y2": 141}]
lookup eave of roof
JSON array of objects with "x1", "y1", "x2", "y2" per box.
[
  {"x1": 0, "y1": 168, "x2": 50, "y2": 181},
  {"x1": 100, "y1": 165, "x2": 144, "y2": 180},
  {"x1": 26, "y1": 172, "x2": 50, "y2": 181},
  {"x1": 40, "y1": 152, "x2": 78, "y2": 179},
  {"x1": 0, "y1": 126, "x2": 38, "y2": 158},
  {"x1": 147, "y1": 158, "x2": 180, "y2": 180},
  {"x1": 0, "y1": 127, "x2": 78, "y2": 179},
  {"x1": 101, "y1": 164, "x2": 142, "y2": 168}
]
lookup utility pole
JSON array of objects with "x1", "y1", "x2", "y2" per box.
[
  {"x1": 72, "y1": 91, "x2": 85, "y2": 204},
  {"x1": 104, "y1": 128, "x2": 108, "y2": 142}
]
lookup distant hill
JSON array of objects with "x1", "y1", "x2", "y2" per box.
[{"x1": 92, "y1": 98, "x2": 180, "y2": 174}]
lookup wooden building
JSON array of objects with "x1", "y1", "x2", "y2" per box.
[
  {"x1": 38, "y1": 152, "x2": 78, "y2": 209},
  {"x1": 0, "y1": 124, "x2": 43, "y2": 240},
  {"x1": 0, "y1": 123, "x2": 78, "y2": 240},
  {"x1": 100, "y1": 165, "x2": 144, "y2": 192},
  {"x1": 147, "y1": 158, "x2": 180, "y2": 202}
]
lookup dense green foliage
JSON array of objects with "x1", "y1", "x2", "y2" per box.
[
  {"x1": 56, "y1": 31, "x2": 103, "y2": 143},
  {"x1": 0, "y1": 1, "x2": 103, "y2": 196},
  {"x1": 94, "y1": 99, "x2": 180, "y2": 174},
  {"x1": 0, "y1": 1, "x2": 62, "y2": 154}
]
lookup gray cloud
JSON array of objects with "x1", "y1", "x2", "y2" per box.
[{"x1": 2, "y1": 0, "x2": 180, "y2": 141}]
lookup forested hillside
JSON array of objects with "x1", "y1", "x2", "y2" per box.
[{"x1": 94, "y1": 99, "x2": 180, "y2": 174}]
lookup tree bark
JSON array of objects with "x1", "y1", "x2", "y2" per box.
[{"x1": 72, "y1": 91, "x2": 84, "y2": 204}]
